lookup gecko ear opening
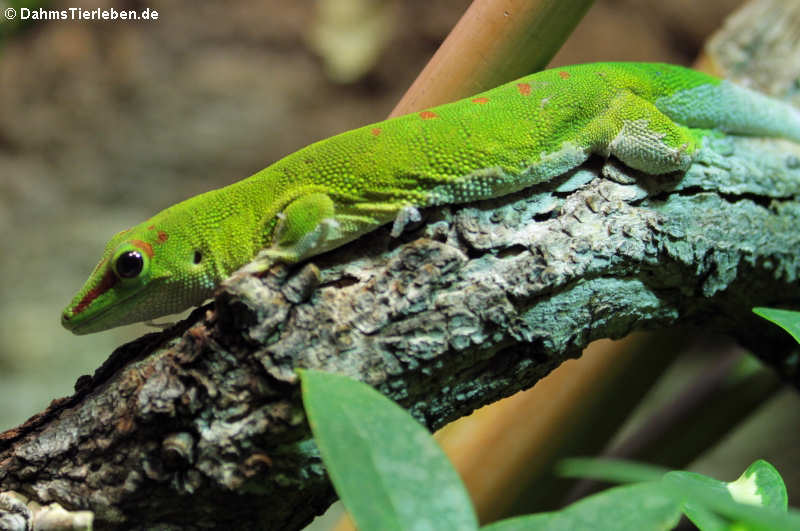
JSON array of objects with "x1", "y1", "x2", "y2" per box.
[{"x1": 111, "y1": 243, "x2": 150, "y2": 282}]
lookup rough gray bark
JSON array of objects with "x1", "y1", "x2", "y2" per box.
[{"x1": 1, "y1": 133, "x2": 800, "y2": 530}]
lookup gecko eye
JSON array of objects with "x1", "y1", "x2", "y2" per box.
[
  {"x1": 110, "y1": 242, "x2": 151, "y2": 284},
  {"x1": 115, "y1": 250, "x2": 144, "y2": 278}
]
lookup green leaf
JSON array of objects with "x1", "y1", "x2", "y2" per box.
[
  {"x1": 481, "y1": 482, "x2": 682, "y2": 531},
  {"x1": 553, "y1": 458, "x2": 794, "y2": 531},
  {"x1": 299, "y1": 369, "x2": 478, "y2": 531},
  {"x1": 726, "y1": 460, "x2": 787, "y2": 512},
  {"x1": 680, "y1": 501, "x2": 728, "y2": 531},
  {"x1": 663, "y1": 470, "x2": 800, "y2": 531},
  {"x1": 753, "y1": 307, "x2": 800, "y2": 344},
  {"x1": 665, "y1": 471, "x2": 735, "y2": 530},
  {"x1": 557, "y1": 457, "x2": 667, "y2": 484}
]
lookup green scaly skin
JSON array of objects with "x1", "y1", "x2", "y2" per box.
[{"x1": 62, "y1": 62, "x2": 800, "y2": 334}]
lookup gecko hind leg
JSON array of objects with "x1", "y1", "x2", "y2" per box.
[
  {"x1": 390, "y1": 205, "x2": 422, "y2": 237},
  {"x1": 598, "y1": 90, "x2": 706, "y2": 174}
]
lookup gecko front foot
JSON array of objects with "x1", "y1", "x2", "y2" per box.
[{"x1": 271, "y1": 216, "x2": 342, "y2": 261}]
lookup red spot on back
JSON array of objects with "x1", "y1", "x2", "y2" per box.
[
  {"x1": 131, "y1": 239, "x2": 154, "y2": 258},
  {"x1": 558, "y1": 71, "x2": 570, "y2": 79},
  {"x1": 147, "y1": 225, "x2": 155, "y2": 231},
  {"x1": 419, "y1": 111, "x2": 438, "y2": 120},
  {"x1": 471, "y1": 97, "x2": 489, "y2": 104},
  {"x1": 517, "y1": 83, "x2": 531, "y2": 96},
  {"x1": 157, "y1": 231, "x2": 168, "y2": 243},
  {"x1": 371, "y1": 128, "x2": 382, "y2": 136},
  {"x1": 72, "y1": 269, "x2": 118, "y2": 315}
]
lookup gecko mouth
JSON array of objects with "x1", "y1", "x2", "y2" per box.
[{"x1": 61, "y1": 283, "x2": 155, "y2": 335}]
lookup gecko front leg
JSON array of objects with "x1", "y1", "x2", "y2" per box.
[{"x1": 235, "y1": 192, "x2": 339, "y2": 276}]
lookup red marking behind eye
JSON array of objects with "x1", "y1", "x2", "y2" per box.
[
  {"x1": 72, "y1": 269, "x2": 118, "y2": 315},
  {"x1": 371, "y1": 128, "x2": 381, "y2": 136},
  {"x1": 131, "y1": 239, "x2": 154, "y2": 258},
  {"x1": 471, "y1": 97, "x2": 489, "y2": 104},
  {"x1": 419, "y1": 111, "x2": 438, "y2": 120},
  {"x1": 517, "y1": 83, "x2": 531, "y2": 95},
  {"x1": 157, "y1": 231, "x2": 168, "y2": 243},
  {"x1": 558, "y1": 71, "x2": 570, "y2": 79}
]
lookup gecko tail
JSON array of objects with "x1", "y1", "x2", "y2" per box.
[{"x1": 656, "y1": 80, "x2": 800, "y2": 143}]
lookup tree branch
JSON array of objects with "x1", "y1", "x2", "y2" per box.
[{"x1": 2, "y1": 133, "x2": 800, "y2": 529}]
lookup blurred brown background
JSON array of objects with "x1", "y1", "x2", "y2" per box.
[{"x1": 7, "y1": 0, "x2": 799, "y2": 509}]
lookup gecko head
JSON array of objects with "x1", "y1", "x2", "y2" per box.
[{"x1": 61, "y1": 216, "x2": 215, "y2": 335}]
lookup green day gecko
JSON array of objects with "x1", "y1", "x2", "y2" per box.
[{"x1": 62, "y1": 62, "x2": 800, "y2": 334}]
